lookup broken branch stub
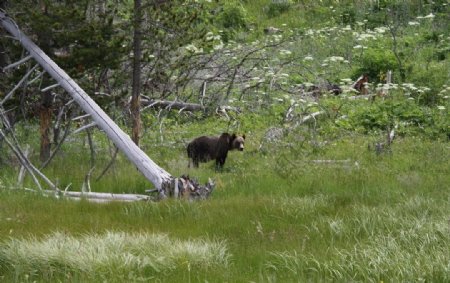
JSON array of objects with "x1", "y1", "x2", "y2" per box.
[{"x1": 150, "y1": 175, "x2": 215, "y2": 200}]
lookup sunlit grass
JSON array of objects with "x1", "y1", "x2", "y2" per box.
[
  {"x1": 266, "y1": 195, "x2": 450, "y2": 282},
  {"x1": 0, "y1": 231, "x2": 229, "y2": 281}
]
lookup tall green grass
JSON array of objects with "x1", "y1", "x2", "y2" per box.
[
  {"x1": 266, "y1": 196, "x2": 449, "y2": 282},
  {"x1": 0, "y1": 231, "x2": 229, "y2": 282},
  {"x1": 0, "y1": 132, "x2": 448, "y2": 281}
]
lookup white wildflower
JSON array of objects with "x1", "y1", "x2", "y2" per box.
[
  {"x1": 342, "y1": 25, "x2": 352, "y2": 31},
  {"x1": 341, "y1": 78, "x2": 353, "y2": 83},
  {"x1": 214, "y1": 41, "x2": 224, "y2": 50},
  {"x1": 375, "y1": 27, "x2": 387, "y2": 33},
  {"x1": 328, "y1": 56, "x2": 345, "y2": 62}
]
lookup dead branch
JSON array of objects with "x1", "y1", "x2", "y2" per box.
[
  {"x1": 40, "y1": 83, "x2": 59, "y2": 92},
  {"x1": 0, "y1": 129, "x2": 42, "y2": 190},
  {"x1": 141, "y1": 99, "x2": 205, "y2": 112},
  {"x1": 81, "y1": 166, "x2": 95, "y2": 193},
  {"x1": 72, "y1": 121, "x2": 97, "y2": 135},
  {"x1": 0, "y1": 64, "x2": 39, "y2": 105},
  {"x1": 72, "y1": 113, "x2": 92, "y2": 121},
  {"x1": 40, "y1": 120, "x2": 72, "y2": 169},
  {"x1": 96, "y1": 146, "x2": 119, "y2": 181},
  {"x1": 2, "y1": 54, "x2": 32, "y2": 72},
  {"x1": 16, "y1": 145, "x2": 30, "y2": 187}
]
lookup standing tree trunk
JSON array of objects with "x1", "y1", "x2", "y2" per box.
[
  {"x1": 130, "y1": 0, "x2": 142, "y2": 146},
  {"x1": 39, "y1": 91, "x2": 52, "y2": 162},
  {"x1": 36, "y1": 2, "x2": 53, "y2": 162}
]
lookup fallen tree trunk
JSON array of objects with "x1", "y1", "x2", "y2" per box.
[
  {"x1": 0, "y1": 12, "x2": 171, "y2": 190},
  {"x1": 43, "y1": 190, "x2": 152, "y2": 202},
  {"x1": 38, "y1": 175, "x2": 215, "y2": 202}
]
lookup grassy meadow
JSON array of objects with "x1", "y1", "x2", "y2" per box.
[
  {"x1": 1, "y1": 0, "x2": 450, "y2": 282},
  {"x1": 0, "y1": 114, "x2": 449, "y2": 282}
]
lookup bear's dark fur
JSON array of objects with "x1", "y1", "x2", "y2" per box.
[{"x1": 187, "y1": 133, "x2": 245, "y2": 170}]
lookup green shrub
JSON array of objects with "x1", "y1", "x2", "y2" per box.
[
  {"x1": 218, "y1": 2, "x2": 248, "y2": 30},
  {"x1": 355, "y1": 48, "x2": 398, "y2": 83},
  {"x1": 266, "y1": 0, "x2": 293, "y2": 18}
]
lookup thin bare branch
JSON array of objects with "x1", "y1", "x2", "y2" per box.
[
  {"x1": 0, "y1": 64, "x2": 39, "y2": 105},
  {"x1": 2, "y1": 54, "x2": 32, "y2": 72}
]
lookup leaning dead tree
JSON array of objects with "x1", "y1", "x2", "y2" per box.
[{"x1": 0, "y1": 11, "x2": 213, "y2": 200}]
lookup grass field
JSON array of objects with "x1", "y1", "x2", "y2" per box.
[{"x1": 1, "y1": 127, "x2": 449, "y2": 282}]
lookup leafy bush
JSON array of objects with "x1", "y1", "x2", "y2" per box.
[
  {"x1": 337, "y1": 94, "x2": 448, "y2": 139},
  {"x1": 217, "y1": 2, "x2": 248, "y2": 30},
  {"x1": 266, "y1": 0, "x2": 293, "y2": 18},
  {"x1": 354, "y1": 48, "x2": 398, "y2": 83},
  {"x1": 340, "y1": 5, "x2": 356, "y2": 26},
  {"x1": 216, "y1": 1, "x2": 249, "y2": 42}
]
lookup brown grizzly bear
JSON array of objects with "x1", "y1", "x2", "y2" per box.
[{"x1": 187, "y1": 133, "x2": 245, "y2": 170}]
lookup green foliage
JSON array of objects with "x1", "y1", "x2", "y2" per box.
[
  {"x1": 340, "y1": 5, "x2": 356, "y2": 26},
  {"x1": 266, "y1": 0, "x2": 293, "y2": 18},
  {"x1": 215, "y1": 1, "x2": 249, "y2": 42},
  {"x1": 333, "y1": 94, "x2": 448, "y2": 139},
  {"x1": 217, "y1": 2, "x2": 248, "y2": 29},
  {"x1": 355, "y1": 48, "x2": 398, "y2": 83}
]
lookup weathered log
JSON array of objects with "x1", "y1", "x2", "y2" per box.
[{"x1": 43, "y1": 190, "x2": 152, "y2": 202}]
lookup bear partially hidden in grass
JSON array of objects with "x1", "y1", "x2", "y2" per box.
[{"x1": 187, "y1": 133, "x2": 245, "y2": 170}]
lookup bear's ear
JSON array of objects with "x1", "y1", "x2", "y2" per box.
[
  {"x1": 231, "y1": 133, "x2": 237, "y2": 140},
  {"x1": 242, "y1": 134, "x2": 246, "y2": 140}
]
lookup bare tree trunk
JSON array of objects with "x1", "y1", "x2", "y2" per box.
[
  {"x1": 35, "y1": 3, "x2": 53, "y2": 162},
  {"x1": 130, "y1": 0, "x2": 142, "y2": 146},
  {"x1": 39, "y1": 91, "x2": 52, "y2": 162},
  {"x1": 0, "y1": 11, "x2": 173, "y2": 190}
]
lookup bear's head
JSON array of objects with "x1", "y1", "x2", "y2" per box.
[{"x1": 230, "y1": 134, "x2": 245, "y2": 151}]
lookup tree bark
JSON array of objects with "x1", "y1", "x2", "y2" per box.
[
  {"x1": 35, "y1": 3, "x2": 54, "y2": 163},
  {"x1": 39, "y1": 91, "x2": 52, "y2": 162},
  {"x1": 0, "y1": 11, "x2": 173, "y2": 190},
  {"x1": 130, "y1": 0, "x2": 142, "y2": 146}
]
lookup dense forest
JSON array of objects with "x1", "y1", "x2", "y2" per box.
[{"x1": 0, "y1": 0, "x2": 449, "y2": 282}]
